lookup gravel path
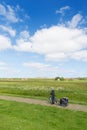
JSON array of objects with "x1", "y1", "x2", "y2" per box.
[{"x1": 0, "y1": 95, "x2": 87, "y2": 112}]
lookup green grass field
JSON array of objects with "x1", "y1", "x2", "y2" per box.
[
  {"x1": 0, "y1": 78, "x2": 87, "y2": 130},
  {"x1": 0, "y1": 100, "x2": 87, "y2": 130},
  {"x1": 0, "y1": 78, "x2": 87, "y2": 105}
]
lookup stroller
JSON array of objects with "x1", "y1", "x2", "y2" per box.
[{"x1": 59, "y1": 97, "x2": 68, "y2": 106}]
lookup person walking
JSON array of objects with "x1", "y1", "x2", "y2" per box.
[{"x1": 50, "y1": 89, "x2": 55, "y2": 104}]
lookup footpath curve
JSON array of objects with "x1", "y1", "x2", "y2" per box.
[{"x1": 0, "y1": 95, "x2": 87, "y2": 112}]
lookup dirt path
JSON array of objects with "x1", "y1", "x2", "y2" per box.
[{"x1": 0, "y1": 95, "x2": 87, "y2": 112}]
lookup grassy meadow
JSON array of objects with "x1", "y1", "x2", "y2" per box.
[
  {"x1": 0, "y1": 99, "x2": 87, "y2": 130},
  {"x1": 0, "y1": 78, "x2": 87, "y2": 130},
  {"x1": 0, "y1": 78, "x2": 87, "y2": 105}
]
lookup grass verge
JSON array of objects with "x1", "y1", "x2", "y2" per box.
[{"x1": 0, "y1": 99, "x2": 87, "y2": 130}]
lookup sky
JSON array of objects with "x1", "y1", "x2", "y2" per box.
[{"x1": 0, "y1": 0, "x2": 87, "y2": 78}]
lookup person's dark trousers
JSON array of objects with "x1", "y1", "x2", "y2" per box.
[{"x1": 51, "y1": 96, "x2": 55, "y2": 104}]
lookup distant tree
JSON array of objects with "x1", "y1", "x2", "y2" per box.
[
  {"x1": 60, "y1": 77, "x2": 65, "y2": 81},
  {"x1": 78, "y1": 77, "x2": 86, "y2": 80},
  {"x1": 55, "y1": 77, "x2": 65, "y2": 81},
  {"x1": 55, "y1": 77, "x2": 60, "y2": 80}
]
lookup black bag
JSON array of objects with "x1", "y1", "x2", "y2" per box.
[{"x1": 60, "y1": 97, "x2": 68, "y2": 106}]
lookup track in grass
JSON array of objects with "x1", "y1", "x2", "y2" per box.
[{"x1": 0, "y1": 95, "x2": 87, "y2": 112}]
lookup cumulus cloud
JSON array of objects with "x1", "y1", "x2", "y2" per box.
[
  {"x1": 14, "y1": 39, "x2": 32, "y2": 51},
  {"x1": 0, "y1": 35, "x2": 12, "y2": 50},
  {"x1": 0, "y1": 25, "x2": 16, "y2": 37},
  {"x1": 23, "y1": 62, "x2": 76, "y2": 78},
  {"x1": 7, "y1": 5, "x2": 19, "y2": 23},
  {"x1": 13, "y1": 13, "x2": 87, "y2": 62},
  {"x1": 68, "y1": 14, "x2": 83, "y2": 28},
  {"x1": 13, "y1": 30, "x2": 32, "y2": 51},
  {"x1": 70, "y1": 50, "x2": 87, "y2": 62},
  {"x1": 23, "y1": 62, "x2": 51, "y2": 70},
  {"x1": 0, "y1": 61, "x2": 8, "y2": 70},
  {"x1": 23, "y1": 62, "x2": 63, "y2": 75},
  {"x1": 0, "y1": 62, "x2": 7, "y2": 66},
  {"x1": 14, "y1": 26, "x2": 87, "y2": 61},
  {"x1": 19, "y1": 30, "x2": 30, "y2": 40},
  {"x1": 56, "y1": 6, "x2": 70, "y2": 15},
  {"x1": 0, "y1": 4, "x2": 19, "y2": 23},
  {"x1": 0, "y1": 66, "x2": 8, "y2": 70},
  {"x1": 45, "y1": 52, "x2": 67, "y2": 61},
  {"x1": 0, "y1": 4, "x2": 6, "y2": 15}
]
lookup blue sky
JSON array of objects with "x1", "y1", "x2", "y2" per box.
[{"x1": 0, "y1": 0, "x2": 87, "y2": 78}]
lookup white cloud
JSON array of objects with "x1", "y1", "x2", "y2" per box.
[
  {"x1": 0, "y1": 25, "x2": 16, "y2": 37},
  {"x1": 31, "y1": 26, "x2": 87, "y2": 53},
  {"x1": 0, "y1": 35, "x2": 12, "y2": 50},
  {"x1": 0, "y1": 4, "x2": 19, "y2": 23},
  {"x1": 0, "y1": 62, "x2": 7, "y2": 66},
  {"x1": 0, "y1": 4, "x2": 6, "y2": 15},
  {"x1": 14, "y1": 26, "x2": 87, "y2": 61},
  {"x1": 56, "y1": 6, "x2": 70, "y2": 15},
  {"x1": 19, "y1": 30, "x2": 30, "y2": 40},
  {"x1": 0, "y1": 61, "x2": 8, "y2": 70},
  {"x1": 13, "y1": 14, "x2": 87, "y2": 62},
  {"x1": 14, "y1": 39, "x2": 32, "y2": 51},
  {"x1": 23, "y1": 62, "x2": 51, "y2": 70},
  {"x1": 68, "y1": 14, "x2": 83, "y2": 28},
  {"x1": 46, "y1": 53, "x2": 67, "y2": 61},
  {"x1": 0, "y1": 66, "x2": 8, "y2": 70},
  {"x1": 6, "y1": 5, "x2": 19, "y2": 23},
  {"x1": 23, "y1": 62, "x2": 77, "y2": 78},
  {"x1": 70, "y1": 50, "x2": 87, "y2": 62},
  {"x1": 13, "y1": 30, "x2": 32, "y2": 51}
]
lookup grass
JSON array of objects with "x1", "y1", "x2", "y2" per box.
[
  {"x1": 0, "y1": 99, "x2": 87, "y2": 130},
  {"x1": 0, "y1": 78, "x2": 87, "y2": 105}
]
